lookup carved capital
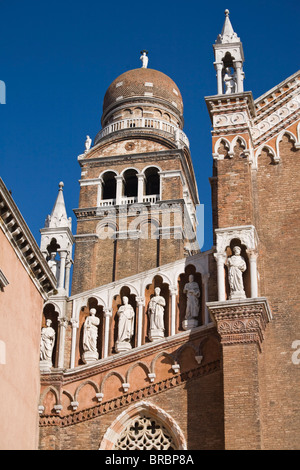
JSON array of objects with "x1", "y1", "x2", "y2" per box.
[{"x1": 207, "y1": 298, "x2": 272, "y2": 351}]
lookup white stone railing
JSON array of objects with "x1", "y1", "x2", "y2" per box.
[
  {"x1": 98, "y1": 195, "x2": 159, "y2": 207},
  {"x1": 95, "y1": 118, "x2": 190, "y2": 148}
]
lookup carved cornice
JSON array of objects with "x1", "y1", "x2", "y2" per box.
[{"x1": 207, "y1": 297, "x2": 272, "y2": 351}]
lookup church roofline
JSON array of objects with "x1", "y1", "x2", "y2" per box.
[
  {"x1": 0, "y1": 178, "x2": 57, "y2": 298},
  {"x1": 254, "y1": 69, "x2": 300, "y2": 105}
]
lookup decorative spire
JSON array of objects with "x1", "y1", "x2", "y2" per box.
[
  {"x1": 140, "y1": 50, "x2": 149, "y2": 68},
  {"x1": 44, "y1": 182, "x2": 72, "y2": 229},
  {"x1": 216, "y1": 9, "x2": 240, "y2": 44}
]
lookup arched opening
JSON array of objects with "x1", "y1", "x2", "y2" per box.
[
  {"x1": 144, "y1": 275, "x2": 170, "y2": 343},
  {"x1": 177, "y1": 265, "x2": 202, "y2": 332},
  {"x1": 123, "y1": 169, "x2": 138, "y2": 198},
  {"x1": 42, "y1": 303, "x2": 59, "y2": 368},
  {"x1": 144, "y1": 167, "x2": 160, "y2": 198},
  {"x1": 111, "y1": 286, "x2": 137, "y2": 354},
  {"x1": 77, "y1": 298, "x2": 104, "y2": 365},
  {"x1": 115, "y1": 414, "x2": 176, "y2": 450},
  {"x1": 99, "y1": 401, "x2": 187, "y2": 450},
  {"x1": 102, "y1": 171, "x2": 117, "y2": 200}
]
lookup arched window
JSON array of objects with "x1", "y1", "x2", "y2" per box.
[
  {"x1": 102, "y1": 172, "x2": 117, "y2": 200},
  {"x1": 123, "y1": 169, "x2": 138, "y2": 198},
  {"x1": 144, "y1": 167, "x2": 160, "y2": 197},
  {"x1": 115, "y1": 414, "x2": 176, "y2": 450}
]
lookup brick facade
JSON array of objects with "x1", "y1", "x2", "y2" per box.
[{"x1": 37, "y1": 25, "x2": 300, "y2": 449}]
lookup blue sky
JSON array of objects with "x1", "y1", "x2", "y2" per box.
[{"x1": 0, "y1": 0, "x2": 299, "y2": 252}]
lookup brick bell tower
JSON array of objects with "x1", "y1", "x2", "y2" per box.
[{"x1": 71, "y1": 52, "x2": 200, "y2": 295}]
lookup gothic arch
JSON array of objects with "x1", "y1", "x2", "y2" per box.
[
  {"x1": 213, "y1": 137, "x2": 231, "y2": 159},
  {"x1": 125, "y1": 361, "x2": 150, "y2": 383},
  {"x1": 99, "y1": 400, "x2": 187, "y2": 450},
  {"x1": 100, "y1": 371, "x2": 125, "y2": 393},
  {"x1": 276, "y1": 130, "x2": 297, "y2": 158},
  {"x1": 231, "y1": 135, "x2": 247, "y2": 155},
  {"x1": 150, "y1": 351, "x2": 175, "y2": 374},
  {"x1": 255, "y1": 144, "x2": 278, "y2": 166},
  {"x1": 74, "y1": 380, "x2": 99, "y2": 401}
]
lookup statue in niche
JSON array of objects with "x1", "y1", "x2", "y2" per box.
[
  {"x1": 224, "y1": 67, "x2": 236, "y2": 94},
  {"x1": 140, "y1": 50, "x2": 148, "y2": 68},
  {"x1": 227, "y1": 246, "x2": 247, "y2": 299},
  {"x1": 85, "y1": 135, "x2": 92, "y2": 152},
  {"x1": 115, "y1": 296, "x2": 135, "y2": 352},
  {"x1": 148, "y1": 287, "x2": 166, "y2": 341},
  {"x1": 40, "y1": 319, "x2": 56, "y2": 370},
  {"x1": 182, "y1": 274, "x2": 200, "y2": 330},
  {"x1": 47, "y1": 252, "x2": 60, "y2": 281},
  {"x1": 82, "y1": 308, "x2": 100, "y2": 364}
]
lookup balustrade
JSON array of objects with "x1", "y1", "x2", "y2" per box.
[{"x1": 95, "y1": 118, "x2": 189, "y2": 148}]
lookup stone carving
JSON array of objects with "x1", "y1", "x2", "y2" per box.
[
  {"x1": 115, "y1": 296, "x2": 135, "y2": 353},
  {"x1": 224, "y1": 67, "x2": 236, "y2": 94},
  {"x1": 82, "y1": 308, "x2": 100, "y2": 364},
  {"x1": 182, "y1": 274, "x2": 200, "y2": 330},
  {"x1": 48, "y1": 252, "x2": 60, "y2": 281},
  {"x1": 40, "y1": 319, "x2": 56, "y2": 370},
  {"x1": 227, "y1": 246, "x2": 246, "y2": 299},
  {"x1": 148, "y1": 287, "x2": 165, "y2": 341},
  {"x1": 140, "y1": 50, "x2": 148, "y2": 68},
  {"x1": 85, "y1": 135, "x2": 92, "y2": 152}
]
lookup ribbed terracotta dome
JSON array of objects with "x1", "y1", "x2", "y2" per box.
[{"x1": 103, "y1": 68, "x2": 183, "y2": 115}]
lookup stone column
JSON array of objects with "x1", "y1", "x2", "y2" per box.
[
  {"x1": 64, "y1": 258, "x2": 72, "y2": 296},
  {"x1": 170, "y1": 287, "x2": 178, "y2": 336},
  {"x1": 207, "y1": 298, "x2": 272, "y2": 450},
  {"x1": 214, "y1": 252, "x2": 227, "y2": 301},
  {"x1": 115, "y1": 175, "x2": 124, "y2": 206},
  {"x1": 202, "y1": 273, "x2": 210, "y2": 325},
  {"x1": 57, "y1": 250, "x2": 67, "y2": 291},
  {"x1": 233, "y1": 60, "x2": 244, "y2": 93},
  {"x1": 103, "y1": 308, "x2": 112, "y2": 358},
  {"x1": 70, "y1": 318, "x2": 79, "y2": 369},
  {"x1": 247, "y1": 249, "x2": 259, "y2": 298},
  {"x1": 136, "y1": 297, "x2": 144, "y2": 347},
  {"x1": 137, "y1": 174, "x2": 145, "y2": 203},
  {"x1": 214, "y1": 62, "x2": 223, "y2": 94},
  {"x1": 57, "y1": 316, "x2": 68, "y2": 369},
  {"x1": 96, "y1": 176, "x2": 104, "y2": 206}
]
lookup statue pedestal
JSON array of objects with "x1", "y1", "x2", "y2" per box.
[
  {"x1": 115, "y1": 341, "x2": 132, "y2": 353},
  {"x1": 149, "y1": 329, "x2": 164, "y2": 342},
  {"x1": 82, "y1": 350, "x2": 99, "y2": 364},
  {"x1": 40, "y1": 360, "x2": 52, "y2": 372},
  {"x1": 182, "y1": 318, "x2": 198, "y2": 331},
  {"x1": 229, "y1": 290, "x2": 246, "y2": 300}
]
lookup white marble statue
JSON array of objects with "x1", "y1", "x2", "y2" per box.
[
  {"x1": 224, "y1": 67, "x2": 236, "y2": 94},
  {"x1": 183, "y1": 275, "x2": 200, "y2": 329},
  {"x1": 48, "y1": 252, "x2": 59, "y2": 281},
  {"x1": 148, "y1": 287, "x2": 165, "y2": 341},
  {"x1": 227, "y1": 246, "x2": 246, "y2": 299},
  {"x1": 140, "y1": 50, "x2": 148, "y2": 68},
  {"x1": 82, "y1": 308, "x2": 100, "y2": 363},
  {"x1": 40, "y1": 319, "x2": 55, "y2": 369},
  {"x1": 85, "y1": 135, "x2": 92, "y2": 152},
  {"x1": 116, "y1": 296, "x2": 135, "y2": 352}
]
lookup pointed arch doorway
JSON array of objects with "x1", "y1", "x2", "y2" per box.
[{"x1": 99, "y1": 401, "x2": 187, "y2": 450}]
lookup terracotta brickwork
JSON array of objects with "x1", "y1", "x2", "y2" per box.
[
  {"x1": 208, "y1": 73, "x2": 300, "y2": 449},
  {"x1": 39, "y1": 328, "x2": 224, "y2": 450}
]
